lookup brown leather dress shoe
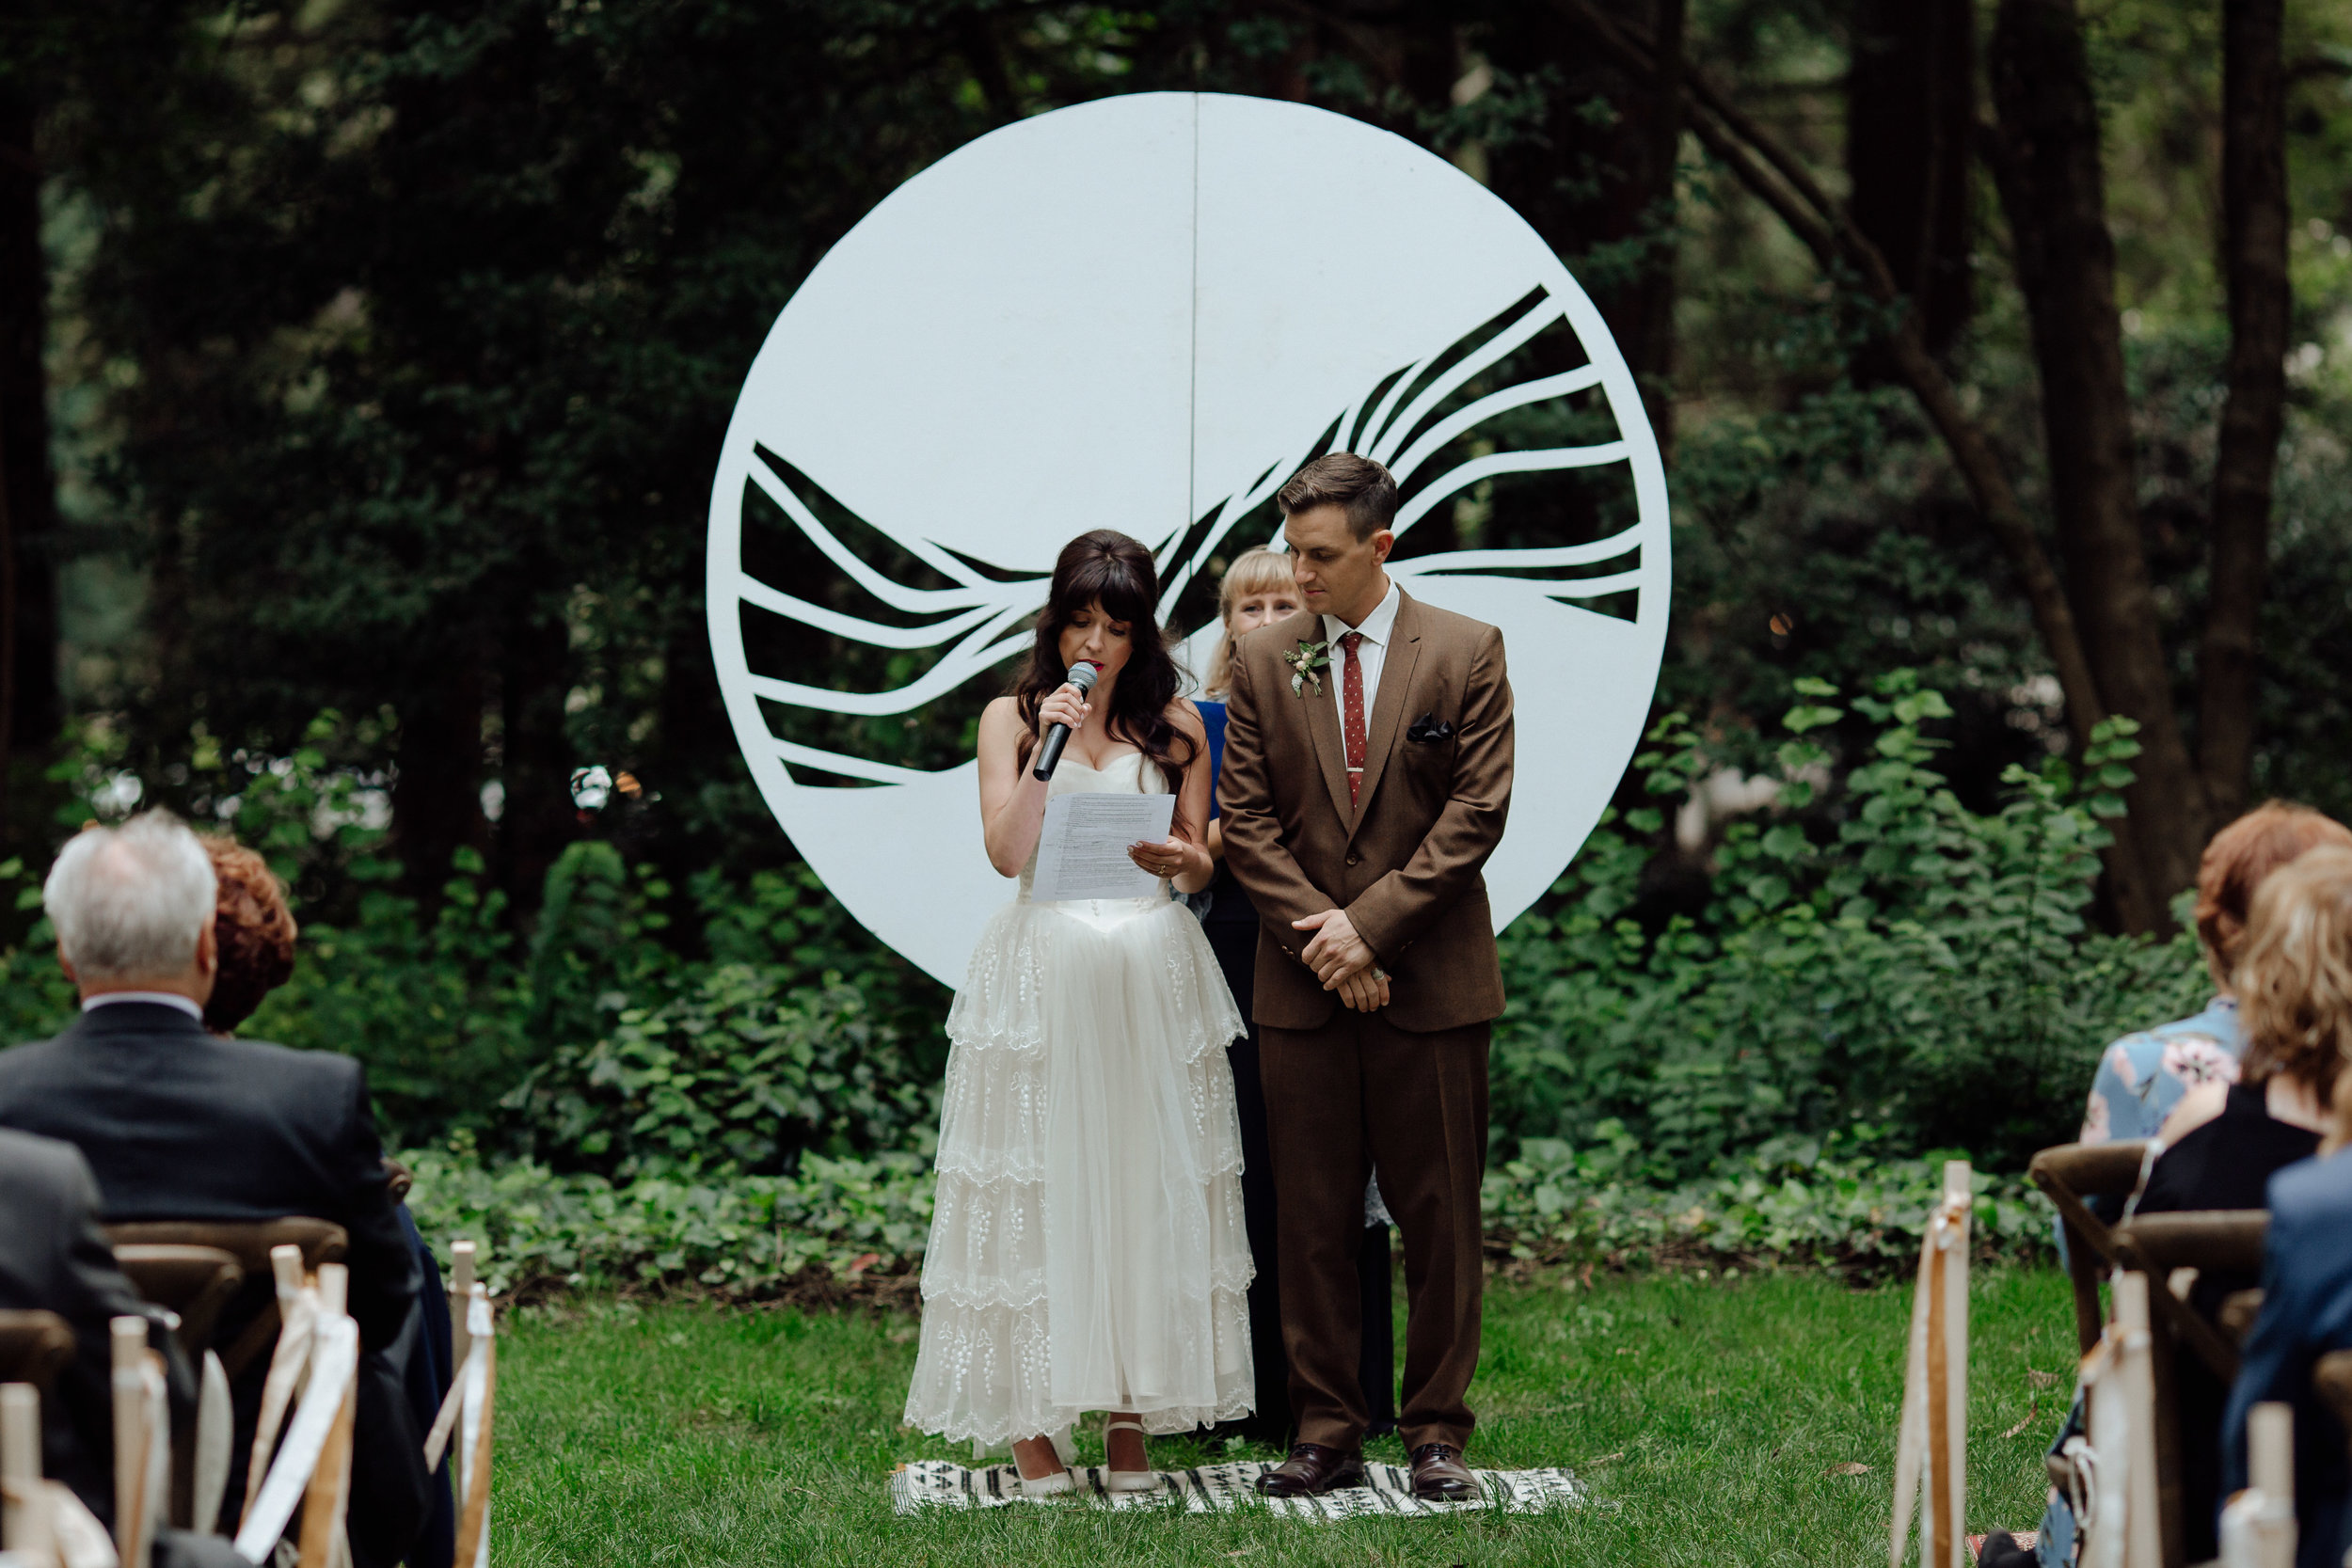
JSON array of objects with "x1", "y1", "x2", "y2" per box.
[
  {"x1": 1408, "y1": 1442, "x2": 1477, "y2": 1501},
  {"x1": 1254, "y1": 1443, "x2": 1367, "y2": 1497}
]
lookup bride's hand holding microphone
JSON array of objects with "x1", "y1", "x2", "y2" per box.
[{"x1": 1034, "y1": 681, "x2": 1090, "y2": 757}]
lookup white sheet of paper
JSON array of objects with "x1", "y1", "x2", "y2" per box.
[{"x1": 1028, "y1": 792, "x2": 1178, "y2": 902}]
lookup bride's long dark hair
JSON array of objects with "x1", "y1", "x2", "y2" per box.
[{"x1": 1011, "y1": 530, "x2": 1199, "y2": 838}]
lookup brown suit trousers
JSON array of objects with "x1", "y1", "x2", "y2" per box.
[{"x1": 1217, "y1": 589, "x2": 1513, "y2": 1453}]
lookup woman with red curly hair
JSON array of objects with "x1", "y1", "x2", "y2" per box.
[{"x1": 198, "y1": 838, "x2": 297, "y2": 1035}]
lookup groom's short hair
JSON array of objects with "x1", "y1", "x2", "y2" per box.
[{"x1": 1279, "y1": 453, "x2": 1398, "y2": 541}]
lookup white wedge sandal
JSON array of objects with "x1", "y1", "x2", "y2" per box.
[
  {"x1": 1015, "y1": 1452, "x2": 1074, "y2": 1496},
  {"x1": 1104, "y1": 1418, "x2": 1159, "y2": 1493},
  {"x1": 1013, "y1": 1435, "x2": 1074, "y2": 1496}
]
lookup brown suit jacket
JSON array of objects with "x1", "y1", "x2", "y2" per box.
[{"x1": 1217, "y1": 589, "x2": 1514, "y2": 1033}]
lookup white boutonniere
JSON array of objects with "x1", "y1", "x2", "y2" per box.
[{"x1": 1285, "y1": 638, "x2": 1330, "y2": 697}]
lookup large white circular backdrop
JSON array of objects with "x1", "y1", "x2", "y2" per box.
[{"x1": 708, "y1": 92, "x2": 1670, "y2": 987}]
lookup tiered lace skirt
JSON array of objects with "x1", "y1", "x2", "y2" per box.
[{"x1": 904, "y1": 894, "x2": 1254, "y2": 1445}]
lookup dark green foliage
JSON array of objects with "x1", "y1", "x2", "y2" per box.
[
  {"x1": 0, "y1": 682, "x2": 2196, "y2": 1182},
  {"x1": 499, "y1": 967, "x2": 940, "y2": 1180},
  {"x1": 1493, "y1": 673, "x2": 2208, "y2": 1179}
]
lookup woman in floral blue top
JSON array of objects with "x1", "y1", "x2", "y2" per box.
[{"x1": 2078, "y1": 801, "x2": 2352, "y2": 1148}]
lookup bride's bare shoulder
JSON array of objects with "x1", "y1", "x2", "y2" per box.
[{"x1": 1165, "y1": 698, "x2": 1206, "y2": 739}]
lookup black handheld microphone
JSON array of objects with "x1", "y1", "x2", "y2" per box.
[{"x1": 1032, "y1": 661, "x2": 1102, "y2": 780}]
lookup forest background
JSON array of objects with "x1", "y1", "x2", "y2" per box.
[{"x1": 2, "y1": 0, "x2": 2348, "y2": 1289}]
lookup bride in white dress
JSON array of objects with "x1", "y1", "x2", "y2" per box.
[{"x1": 904, "y1": 529, "x2": 1254, "y2": 1492}]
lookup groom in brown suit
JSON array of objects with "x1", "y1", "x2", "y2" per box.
[{"x1": 1218, "y1": 452, "x2": 1514, "y2": 1500}]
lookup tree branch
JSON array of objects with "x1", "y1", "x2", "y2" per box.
[{"x1": 1550, "y1": 0, "x2": 2106, "y2": 749}]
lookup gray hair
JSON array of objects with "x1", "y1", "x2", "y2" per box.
[{"x1": 44, "y1": 811, "x2": 218, "y2": 984}]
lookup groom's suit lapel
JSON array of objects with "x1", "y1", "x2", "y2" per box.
[
  {"x1": 1347, "y1": 589, "x2": 1422, "y2": 841},
  {"x1": 1290, "y1": 613, "x2": 1356, "y2": 825}
]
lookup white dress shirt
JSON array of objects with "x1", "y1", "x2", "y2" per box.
[
  {"x1": 1322, "y1": 576, "x2": 1402, "y2": 720},
  {"x1": 81, "y1": 990, "x2": 203, "y2": 1021}
]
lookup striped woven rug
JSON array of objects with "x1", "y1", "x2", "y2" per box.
[{"x1": 890, "y1": 1459, "x2": 1587, "y2": 1517}]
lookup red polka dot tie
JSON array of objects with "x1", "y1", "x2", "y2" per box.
[{"x1": 1341, "y1": 630, "x2": 1366, "y2": 807}]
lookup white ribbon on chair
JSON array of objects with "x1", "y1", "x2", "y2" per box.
[
  {"x1": 1891, "y1": 1162, "x2": 1972, "y2": 1568},
  {"x1": 450, "y1": 1290, "x2": 494, "y2": 1568},
  {"x1": 231, "y1": 1315, "x2": 357, "y2": 1565},
  {"x1": 192, "y1": 1351, "x2": 231, "y2": 1536},
  {"x1": 243, "y1": 1249, "x2": 318, "y2": 1527}
]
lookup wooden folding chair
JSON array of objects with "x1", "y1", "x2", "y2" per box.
[
  {"x1": 2028, "y1": 1139, "x2": 2153, "y2": 1353},
  {"x1": 106, "y1": 1219, "x2": 347, "y2": 1384},
  {"x1": 0, "y1": 1313, "x2": 73, "y2": 1394},
  {"x1": 2110, "y1": 1210, "x2": 2270, "y2": 1568}
]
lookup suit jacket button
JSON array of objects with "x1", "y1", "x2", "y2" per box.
[{"x1": 1345, "y1": 853, "x2": 1360, "y2": 866}]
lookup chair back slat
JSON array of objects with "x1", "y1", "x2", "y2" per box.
[
  {"x1": 2111, "y1": 1211, "x2": 2269, "y2": 1275},
  {"x1": 103, "y1": 1220, "x2": 346, "y2": 1275}
]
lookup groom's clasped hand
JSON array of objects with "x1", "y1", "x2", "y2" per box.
[{"x1": 1292, "y1": 908, "x2": 1389, "y2": 1010}]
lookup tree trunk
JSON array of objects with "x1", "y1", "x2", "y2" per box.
[
  {"x1": 2199, "y1": 0, "x2": 2289, "y2": 827},
  {"x1": 394, "y1": 666, "x2": 487, "y2": 898},
  {"x1": 1637, "y1": 0, "x2": 1684, "y2": 448},
  {"x1": 1990, "y1": 0, "x2": 2207, "y2": 928},
  {"x1": 1846, "y1": 0, "x2": 1975, "y2": 360},
  {"x1": 0, "y1": 83, "x2": 59, "y2": 831},
  {"x1": 497, "y1": 593, "x2": 576, "y2": 915}
]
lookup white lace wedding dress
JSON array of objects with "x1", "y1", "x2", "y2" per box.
[{"x1": 903, "y1": 752, "x2": 1255, "y2": 1446}]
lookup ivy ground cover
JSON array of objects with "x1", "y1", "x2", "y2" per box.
[{"x1": 492, "y1": 1266, "x2": 2076, "y2": 1566}]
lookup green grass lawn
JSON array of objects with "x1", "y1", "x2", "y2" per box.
[{"x1": 493, "y1": 1265, "x2": 2076, "y2": 1566}]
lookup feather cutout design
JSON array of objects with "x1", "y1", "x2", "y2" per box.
[{"x1": 731, "y1": 285, "x2": 1640, "y2": 788}]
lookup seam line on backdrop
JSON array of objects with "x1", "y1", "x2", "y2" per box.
[{"x1": 1186, "y1": 92, "x2": 1200, "y2": 562}]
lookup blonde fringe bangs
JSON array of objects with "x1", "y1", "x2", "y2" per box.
[{"x1": 1201, "y1": 547, "x2": 1299, "y2": 699}]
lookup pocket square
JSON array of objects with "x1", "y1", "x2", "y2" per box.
[{"x1": 1406, "y1": 713, "x2": 1456, "y2": 744}]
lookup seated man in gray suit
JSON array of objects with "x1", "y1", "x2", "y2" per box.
[
  {"x1": 0, "y1": 1125, "x2": 243, "y2": 1567},
  {"x1": 0, "y1": 812, "x2": 426, "y2": 1568}
]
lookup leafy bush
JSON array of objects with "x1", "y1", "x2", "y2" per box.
[
  {"x1": 401, "y1": 1140, "x2": 933, "y2": 1297},
  {"x1": 1492, "y1": 673, "x2": 2207, "y2": 1178},
  {"x1": 395, "y1": 1132, "x2": 2045, "y2": 1300},
  {"x1": 0, "y1": 675, "x2": 2204, "y2": 1212},
  {"x1": 1481, "y1": 1124, "x2": 2054, "y2": 1275},
  {"x1": 497, "y1": 965, "x2": 941, "y2": 1179}
]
